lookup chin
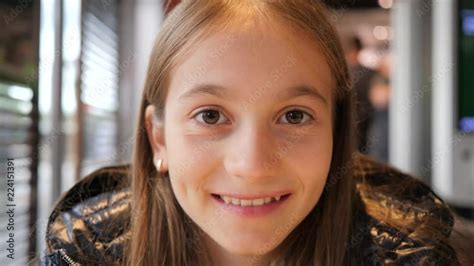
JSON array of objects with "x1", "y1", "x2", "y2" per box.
[
  {"x1": 219, "y1": 236, "x2": 281, "y2": 256},
  {"x1": 224, "y1": 246, "x2": 269, "y2": 257}
]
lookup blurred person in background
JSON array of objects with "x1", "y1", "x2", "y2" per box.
[
  {"x1": 344, "y1": 36, "x2": 377, "y2": 155},
  {"x1": 2, "y1": 33, "x2": 35, "y2": 75},
  {"x1": 368, "y1": 54, "x2": 391, "y2": 162}
]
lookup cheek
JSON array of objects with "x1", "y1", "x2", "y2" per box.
[
  {"x1": 167, "y1": 145, "x2": 226, "y2": 242},
  {"x1": 165, "y1": 133, "x2": 217, "y2": 213},
  {"x1": 292, "y1": 130, "x2": 333, "y2": 204},
  {"x1": 165, "y1": 123, "x2": 214, "y2": 183}
]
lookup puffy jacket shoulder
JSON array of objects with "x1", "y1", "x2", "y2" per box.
[
  {"x1": 44, "y1": 165, "x2": 130, "y2": 265},
  {"x1": 43, "y1": 155, "x2": 461, "y2": 265},
  {"x1": 352, "y1": 154, "x2": 459, "y2": 265}
]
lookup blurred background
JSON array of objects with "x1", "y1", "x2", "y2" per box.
[{"x1": 0, "y1": 0, "x2": 472, "y2": 264}]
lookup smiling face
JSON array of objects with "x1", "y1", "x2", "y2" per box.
[{"x1": 145, "y1": 17, "x2": 335, "y2": 259}]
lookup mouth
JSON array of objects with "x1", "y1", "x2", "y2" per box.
[{"x1": 211, "y1": 193, "x2": 291, "y2": 207}]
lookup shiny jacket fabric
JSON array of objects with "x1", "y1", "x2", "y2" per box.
[{"x1": 43, "y1": 155, "x2": 460, "y2": 265}]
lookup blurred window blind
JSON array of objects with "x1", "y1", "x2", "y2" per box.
[
  {"x1": 0, "y1": 79, "x2": 38, "y2": 265},
  {"x1": 79, "y1": 0, "x2": 120, "y2": 176}
]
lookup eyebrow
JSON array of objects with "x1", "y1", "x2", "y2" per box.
[{"x1": 178, "y1": 84, "x2": 328, "y2": 105}]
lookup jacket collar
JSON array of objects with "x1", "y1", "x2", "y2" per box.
[{"x1": 45, "y1": 155, "x2": 458, "y2": 265}]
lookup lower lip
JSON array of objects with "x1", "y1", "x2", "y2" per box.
[{"x1": 211, "y1": 194, "x2": 291, "y2": 217}]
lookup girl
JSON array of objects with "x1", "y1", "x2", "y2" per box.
[
  {"x1": 45, "y1": 0, "x2": 469, "y2": 265},
  {"x1": 133, "y1": 0, "x2": 354, "y2": 264}
]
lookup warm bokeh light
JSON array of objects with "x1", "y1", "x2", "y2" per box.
[
  {"x1": 378, "y1": 0, "x2": 393, "y2": 9},
  {"x1": 373, "y1": 26, "x2": 391, "y2": 40}
]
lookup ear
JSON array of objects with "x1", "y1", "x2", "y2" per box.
[{"x1": 144, "y1": 105, "x2": 168, "y2": 172}]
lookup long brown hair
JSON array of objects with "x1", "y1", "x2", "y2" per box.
[{"x1": 127, "y1": 1, "x2": 356, "y2": 265}]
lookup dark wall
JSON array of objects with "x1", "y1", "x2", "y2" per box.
[
  {"x1": 162, "y1": 0, "x2": 380, "y2": 12},
  {"x1": 323, "y1": 0, "x2": 379, "y2": 9}
]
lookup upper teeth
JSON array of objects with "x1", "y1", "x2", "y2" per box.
[{"x1": 219, "y1": 195, "x2": 282, "y2": 206}]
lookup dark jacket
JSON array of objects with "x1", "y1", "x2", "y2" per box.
[{"x1": 43, "y1": 155, "x2": 460, "y2": 265}]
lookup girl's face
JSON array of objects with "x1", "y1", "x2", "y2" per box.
[{"x1": 147, "y1": 19, "x2": 335, "y2": 258}]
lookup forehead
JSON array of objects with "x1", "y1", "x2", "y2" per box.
[{"x1": 167, "y1": 18, "x2": 335, "y2": 105}]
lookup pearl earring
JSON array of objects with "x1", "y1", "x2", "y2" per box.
[{"x1": 155, "y1": 158, "x2": 163, "y2": 172}]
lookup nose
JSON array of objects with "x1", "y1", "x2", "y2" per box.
[{"x1": 224, "y1": 122, "x2": 279, "y2": 181}]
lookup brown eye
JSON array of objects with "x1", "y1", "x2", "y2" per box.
[
  {"x1": 201, "y1": 110, "x2": 220, "y2": 124},
  {"x1": 280, "y1": 109, "x2": 313, "y2": 125},
  {"x1": 194, "y1": 108, "x2": 228, "y2": 125},
  {"x1": 286, "y1": 110, "x2": 304, "y2": 124}
]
